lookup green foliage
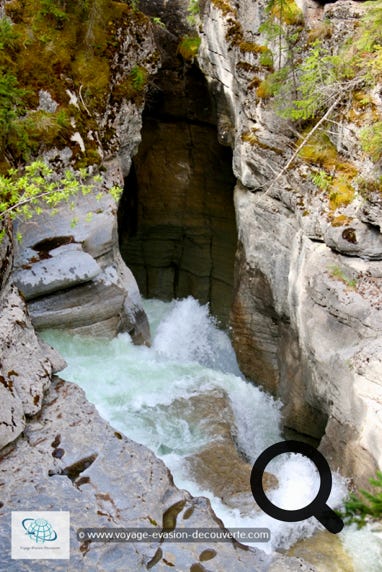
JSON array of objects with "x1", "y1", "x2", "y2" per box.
[
  {"x1": 260, "y1": 0, "x2": 382, "y2": 193},
  {"x1": 40, "y1": 0, "x2": 69, "y2": 25},
  {"x1": 130, "y1": 66, "x2": 148, "y2": 92},
  {"x1": 256, "y1": 67, "x2": 289, "y2": 99},
  {"x1": 266, "y1": 0, "x2": 303, "y2": 26},
  {"x1": 259, "y1": 48, "x2": 274, "y2": 70},
  {"x1": 0, "y1": 16, "x2": 18, "y2": 51},
  {"x1": 0, "y1": 1, "x2": 152, "y2": 171},
  {"x1": 0, "y1": 159, "x2": 122, "y2": 225},
  {"x1": 177, "y1": 35, "x2": 201, "y2": 61},
  {"x1": 260, "y1": 0, "x2": 303, "y2": 74},
  {"x1": 357, "y1": 175, "x2": 382, "y2": 200},
  {"x1": 152, "y1": 16, "x2": 166, "y2": 29},
  {"x1": 329, "y1": 265, "x2": 357, "y2": 289},
  {"x1": 355, "y1": 1, "x2": 382, "y2": 55},
  {"x1": 278, "y1": 41, "x2": 342, "y2": 120},
  {"x1": 129, "y1": 0, "x2": 140, "y2": 11},
  {"x1": 266, "y1": 1, "x2": 382, "y2": 128},
  {"x1": 360, "y1": 122, "x2": 382, "y2": 163},
  {"x1": 109, "y1": 185, "x2": 123, "y2": 202},
  {"x1": 298, "y1": 130, "x2": 337, "y2": 168},
  {"x1": 341, "y1": 470, "x2": 382, "y2": 527},
  {"x1": 0, "y1": 71, "x2": 27, "y2": 146},
  {"x1": 310, "y1": 169, "x2": 333, "y2": 191},
  {"x1": 187, "y1": 0, "x2": 199, "y2": 26}
]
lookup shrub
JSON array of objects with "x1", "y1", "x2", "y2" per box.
[
  {"x1": 130, "y1": 65, "x2": 148, "y2": 92},
  {"x1": 177, "y1": 35, "x2": 201, "y2": 61},
  {"x1": 360, "y1": 122, "x2": 382, "y2": 163},
  {"x1": 341, "y1": 470, "x2": 382, "y2": 528},
  {"x1": 0, "y1": 160, "x2": 122, "y2": 241},
  {"x1": 0, "y1": 16, "x2": 18, "y2": 51},
  {"x1": 259, "y1": 48, "x2": 274, "y2": 70},
  {"x1": 267, "y1": 0, "x2": 303, "y2": 26}
]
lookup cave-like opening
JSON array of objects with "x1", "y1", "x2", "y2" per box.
[{"x1": 118, "y1": 64, "x2": 237, "y2": 326}]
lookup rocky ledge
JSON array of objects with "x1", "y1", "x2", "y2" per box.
[
  {"x1": 0, "y1": 377, "x2": 314, "y2": 572},
  {"x1": 11, "y1": 163, "x2": 150, "y2": 345}
]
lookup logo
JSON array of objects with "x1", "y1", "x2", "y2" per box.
[
  {"x1": 22, "y1": 517, "x2": 58, "y2": 544},
  {"x1": 12, "y1": 511, "x2": 70, "y2": 559}
]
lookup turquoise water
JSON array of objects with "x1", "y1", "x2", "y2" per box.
[{"x1": 42, "y1": 296, "x2": 381, "y2": 566}]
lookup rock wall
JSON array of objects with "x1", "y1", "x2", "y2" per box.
[
  {"x1": 12, "y1": 163, "x2": 150, "y2": 344},
  {"x1": 0, "y1": 376, "x2": 314, "y2": 572},
  {"x1": 0, "y1": 283, "x2": 64, "y2": 449},
  {"x1": 118, "y1": 2, "x2": 237, "y2": 325},
  {"x1": 0, "y1": 0, "x2": 158, "y2": 453},
  {"x1": 198, "y1": 0, "x2": 382, "y2": 486}
]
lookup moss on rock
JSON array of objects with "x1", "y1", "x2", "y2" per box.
[{"x1": 0, "y1": 0, "x2": 157, "y2": 172}]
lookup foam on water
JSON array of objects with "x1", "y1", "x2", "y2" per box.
[{"x1": 42, "y1": 296, "x2": 380, "y2": 561}]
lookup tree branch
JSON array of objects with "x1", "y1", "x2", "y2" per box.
[{"x1": 264, "y1": 95, "x2": 342, "y2": 195}]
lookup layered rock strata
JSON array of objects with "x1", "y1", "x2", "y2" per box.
[
  {"x1": 198, "y1": 0, "x2": 382, "y2": 485},
  {"x1": 118, "y1": 2, "x2": 237, "y2": 326},
  {"x1": 0, "y1": 377, "x2": 313, "y2": 571},
  {"x1": 12, "y1": 166, "x2": 150, "y2": 344}
]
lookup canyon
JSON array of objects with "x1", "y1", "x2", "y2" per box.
[{"x1": 1, "y1": 0, "x2": 382, "y2": 569}]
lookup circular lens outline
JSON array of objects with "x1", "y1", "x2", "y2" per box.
[{"x1": 250, "y1": 440, "x2": 344, "y2": 533}]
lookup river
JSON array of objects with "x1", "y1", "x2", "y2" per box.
[{"x1": 42, "y1": 296, "x2": 381, "y2": 570}]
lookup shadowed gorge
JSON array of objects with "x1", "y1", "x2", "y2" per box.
[
  {"x1": 118, "y1": 64, "x2": 237, "y2": 325},
  {"x1": 1, "y1": 0, "x2": 382, "y2": 569}
]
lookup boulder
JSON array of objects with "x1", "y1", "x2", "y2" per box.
[
  {"x1": 153, "y1": 389, "x2": 278, "y2": 513},
  {"x1": 13, "y1": 249, "x2": 101, "y2": 301},
  {"x1": 13, "y1": 171, "x2": 150, "y2": 345}
]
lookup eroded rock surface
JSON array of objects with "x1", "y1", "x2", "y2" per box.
[
  {"x1": 118, "y1": 0, "x2": 237, "y2": 326},
  {"x1": 0, "y1": 378, "x2": 301, "y2": 571},
  {"x1": 198, "y1": 0, "x2": 382, "y2": 486},
  {"x1": 0, "y1": 284, "x2": 62, "y2": 449},
  {"x1": 176, "y1": 389, "x2": 277, "y2": 513},
  {"x1": 13, "y1": 169, "x2": 150, "y2": 344}
]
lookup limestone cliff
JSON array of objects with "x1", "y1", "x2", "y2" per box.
[
  {"x1": 0, "y1": 0, "x2": 157, "y2": 456},
  {"x1": 0, "y1": 2, "x2": 313, "y2": 569},
  {"x1": 198, "y1": 0, "x2": 382, "y2": 486}
]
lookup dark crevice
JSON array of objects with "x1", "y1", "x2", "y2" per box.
[
  {"x1": 62, "y1": 453, "x2": 98, "y2": 482},
  {"x1": 32, "y1": 236, "x2": 75, "y2": 252},
  {"x1": 118, "y1": 63, "x2": 237, "y2": 325}
]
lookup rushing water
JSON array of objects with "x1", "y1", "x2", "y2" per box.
[{"x1": 42, "y1": 296, "x2": 382, "y2": 568}]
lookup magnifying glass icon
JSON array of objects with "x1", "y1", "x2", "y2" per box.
[{"x1": 250, "y1": 440, "x2": 344, "y2": 534}]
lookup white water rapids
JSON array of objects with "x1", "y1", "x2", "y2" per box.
[{"x1": 42, "y1": 296, "x2": 381, "y2": 569}]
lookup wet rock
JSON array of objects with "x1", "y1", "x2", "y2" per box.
[
  {"x1": 157, "y1": 389, "x2": 277, "y2": 513},
  {"x1": 188, "y1": 443, "x2": 277, "y2": 513},
  {"x1": 288, "y1": 530, "x2": 354, "y2": 572}
]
